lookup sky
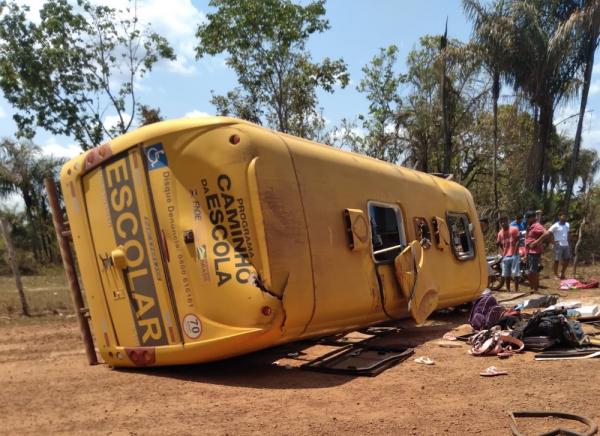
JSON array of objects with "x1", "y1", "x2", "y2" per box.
[{"x1": 1, "y1": 0, "x2": 600, "y2": 162}]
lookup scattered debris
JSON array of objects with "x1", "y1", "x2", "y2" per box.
[
  {"x1": 535, "y1": 350, "x2": 600, "y2": 361},
  {"x1": 560, "y1": 278, "x2": 599, "y2": 290},
  {"x1": 468, "y1": 328, "x2": 524, "y2": 357},
  {"x1": 302, "y1": 345, "x2": 414, "y2": 376},
  {"x1": 442, "y1": 332, "x2": 457, "y2": 341},
  {"x1": 435, "y1": 341, "x2": 462, "y2": 348},
  {"x1": 508, "y1": 411, "x2": 598, "y2": 436},
  {"x1": 514, "y1": 294, "x2": 558, "y2": 310}
]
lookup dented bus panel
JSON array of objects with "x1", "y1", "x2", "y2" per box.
[{"x1": 59, "y1": 117, "x2": 487, "y2": 367}]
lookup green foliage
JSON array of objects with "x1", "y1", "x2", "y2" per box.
[
  {"x1": 348, "y1": 45, "x2": 405, "y2": 162},
  {"x1": 0, "y1": 138, "x2": 63, "y2": 265},
  {"x1": 494, "y1": 0, "x2": 584, "y2": 194},
  {"x1": 196, "y1": 0, "x2": 349, "y2": 139},
  {"x1": 0, "y1": 208, "x2": 38, "y2": 275},
  {"x1": 137, "y1": 105, "x2": 164, "y2": 126},
  {"x1": 402, "y1": 35, "x2": 486, "y2": 173},
  {"x1": 0, "y1": 0, "x2": 175, "y2": 149}
]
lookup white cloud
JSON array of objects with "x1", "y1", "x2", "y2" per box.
[
  {"x1": 183, "y1": 110, "x2": 212, "y2": 118},
  {"x1": 133, "y1": 0, "x2": 205, "y2": 76},
  {"x1": 15, "y1": 0, "x2": 206, "y2": 76},
  {"x1": 167, "y1": 57, "x2": 197, "y2": 76},
  {"x1": 41, "y1": 138, "x2": 82, "y2": 159},
  {"x1": 0, "y1": 105, "x2": 5, "y2": 119}
]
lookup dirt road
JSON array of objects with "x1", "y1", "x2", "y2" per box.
[{"x1": 2, "y1": 291, "x2": 600, "y2": 436}]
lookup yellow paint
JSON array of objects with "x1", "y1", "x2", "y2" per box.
[{"x1": 60, "y1": 117, "x2": 487, "y2": 367}]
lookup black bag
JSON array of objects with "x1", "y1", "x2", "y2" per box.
[
  {"x1": 522, "y1": 336, "x2": 560, "y2": 351},
  {"x1": 513, "y1": 309, "x2": 586, "y2": 346}
]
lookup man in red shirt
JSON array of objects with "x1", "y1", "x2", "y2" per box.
[
  {"x1": 525, "y1": 210, "x2": 546, "y2": 292},
  {"x1": 496, "y1": 215, "x2": 520, "y2": 292}
]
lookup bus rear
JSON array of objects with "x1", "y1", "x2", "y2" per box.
[{"x1": 60, "y1": 118, "x2": 285, "y2": 367}]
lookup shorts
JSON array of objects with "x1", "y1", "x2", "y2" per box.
[
  {"x1": 554, "y1": 245, "x2": 571, "y2": 262},
  {"x1": 501, "y1": 255, "x2": 520, "y2": 278},
  {"x1": 528, "y1": 253, "x2": 542, "y2": 273}
]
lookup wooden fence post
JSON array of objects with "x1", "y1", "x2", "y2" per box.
[
  {"x1": 44, "y1": 178, "x2": 98, "y2": 365},
  {"x1": 0, "y1": 216, "x2": 30, "y2": 317}
]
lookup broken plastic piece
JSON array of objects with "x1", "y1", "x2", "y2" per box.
[
  {"x1": 302, "y1": 345, "x2": 413, "y2": 376},
  {"x1": 414, "y1": 356, "x2": 435, "y2": 365}
]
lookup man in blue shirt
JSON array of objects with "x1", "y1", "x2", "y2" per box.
[
  {"x1": 511, "y1": 213, "x2": 526, "y2": 248},
  {"x1": 511, "y1": 213, "x2": 526, "y2": 232}
]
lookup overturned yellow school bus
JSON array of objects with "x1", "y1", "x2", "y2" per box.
[{"x1": 59, "y1": 117, "x2": 486, "y2": 367}]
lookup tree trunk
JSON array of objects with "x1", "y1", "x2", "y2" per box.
[
  {"x1": 21, "y1": 190, "x2": 42, "y2": 262},
  {"x1": 564, "y1": 34, "x2": 597, "y2": 211},
  {"x1": 1, "y1": 217, "x2": 30, "y2": 316},
  {"x1": 573, "y1": 176, "x2": 594, "y2": 276},
  {"x1": 440, "y1": 22, "x2": 452, "y2": 175},
  {"x1": 527, "y1": 102, "x2": 552, "y2": 196},
  {"x1": 572, "y1": 215, "x2": 585, "y2": 277},
  {"x1": 492, "y1": 71, "x2": 500, "y2": 212}
]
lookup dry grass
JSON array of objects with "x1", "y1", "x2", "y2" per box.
[
  {"x1": 0, "y1": 266, "x2": 72, "y2": 321},
  {"x1": 1, "y1": 261, "x2": 600, "y2": 324}
]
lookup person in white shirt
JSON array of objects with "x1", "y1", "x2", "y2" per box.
[{"x1": 537, "y1": 212, "x2": 570, "y2": 279}]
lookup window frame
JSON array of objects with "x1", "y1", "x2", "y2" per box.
[
  {"x1": 446, "y1": 211, "x2": 475, "y2": 261},
  {"x1": 367, "y1": 201, "x2": 407, "y2": 264}
]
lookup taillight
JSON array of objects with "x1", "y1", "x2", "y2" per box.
[
  {"x1": 125, "y1": 347, "x2": 156, "y2": 366},
  {"x1": 83, "y1": 143, "x2": 113, "y2": 173}
]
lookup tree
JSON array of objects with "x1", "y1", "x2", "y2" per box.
[
  {"x1": 499, "y1": 0, "x2": 583, "y2": 196},
  {"x1": 464, "y1": 0, "x2": 513, "y2": 211},
  {"x1": 137, "y1": 105, "x2": 163, "y2": 126},
  {"x1": 351, "y1": 45, "x2": 405, "y2": 162},
  {"x1": 561, "y1": 0, "x2": 600, "y2": 210},
  {"x1": 0, "y1": 215, "x2": 29, "y2": 316},
  {"x1": 0, "y1": 0, "x2": 175, "y2": 149},
  {"x1": 401, "y1": 35, "x2": 486, "y2": 174},
  {"x1": 0, "y1": 139, "x2": 64, "y2": 263},
  {"x1": 195, "y1": 0, "x2": 349, "y2": 139},
  {"x1": 571, "y1": 149, "x2": 599, "y2": 274}
]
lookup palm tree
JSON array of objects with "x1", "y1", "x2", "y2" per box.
[
  {"x1": 463, "y1": 0, "x2": 512, "y2": 211},
  {"x1": 0, "y1": 139, "x2": 64, "y2": 262},
  {"x1": 504, "y1": 0, "x2": 583, "y2": 196},
  {"x1": 561, "y1": 0, "x2": 600, "y2": 210}
]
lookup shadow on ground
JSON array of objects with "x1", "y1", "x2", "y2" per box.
[{"x1": 116, "y1": 310, "x2": 469, "y2": 389}]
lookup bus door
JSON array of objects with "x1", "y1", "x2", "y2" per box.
[{"x1": 83, "y1": 147, "x2": 181, "y2": 348}]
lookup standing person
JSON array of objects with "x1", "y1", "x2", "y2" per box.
[
  {"x1": 535, "y1": 212, "x2": 571, "y2": 279},
  {"x1": 511, "y1": 212, "x2": 526, "y2": 249},
  {"x1": 525, "y1": 210, "x2": 546, "y2": 292},
  {"x1": 496, "y1": 216, "x2": 520, "y2": 292},
  {"x1": 479, "y1": 214, "x2": 489, "y2": 234},
  {"x1": 510, "y1": 213, "x2": 526, "y2": 232}
]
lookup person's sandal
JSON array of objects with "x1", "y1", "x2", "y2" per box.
[{"x1": 479, "y1": 366, "x2": 508, "y2": 377}]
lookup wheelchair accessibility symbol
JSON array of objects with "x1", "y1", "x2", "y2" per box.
[{"x1": 145, "y1": 143, "x2": 168, "y2": 170}]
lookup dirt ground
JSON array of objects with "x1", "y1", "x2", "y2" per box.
[{"x1": 2, "y1": 284, "x2": 600, "y2": 436}]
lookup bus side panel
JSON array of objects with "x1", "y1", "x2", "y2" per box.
[
  {"x1": 282, "y1": 138, "x2": 394, "y2": 332},
  {"x1": 238, "y1": 125, "x2": 317, "y2": 337}
]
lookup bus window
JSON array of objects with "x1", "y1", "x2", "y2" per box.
[
  {"x1": 368, "y1": 202, "x2": 406, "y2": 262},
  {"x1": 413, "y1": 217, "x2": 431, "y2": 248},
  {"x1": 447, "y1": 212, "x2": 474, "y2": 260}
]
